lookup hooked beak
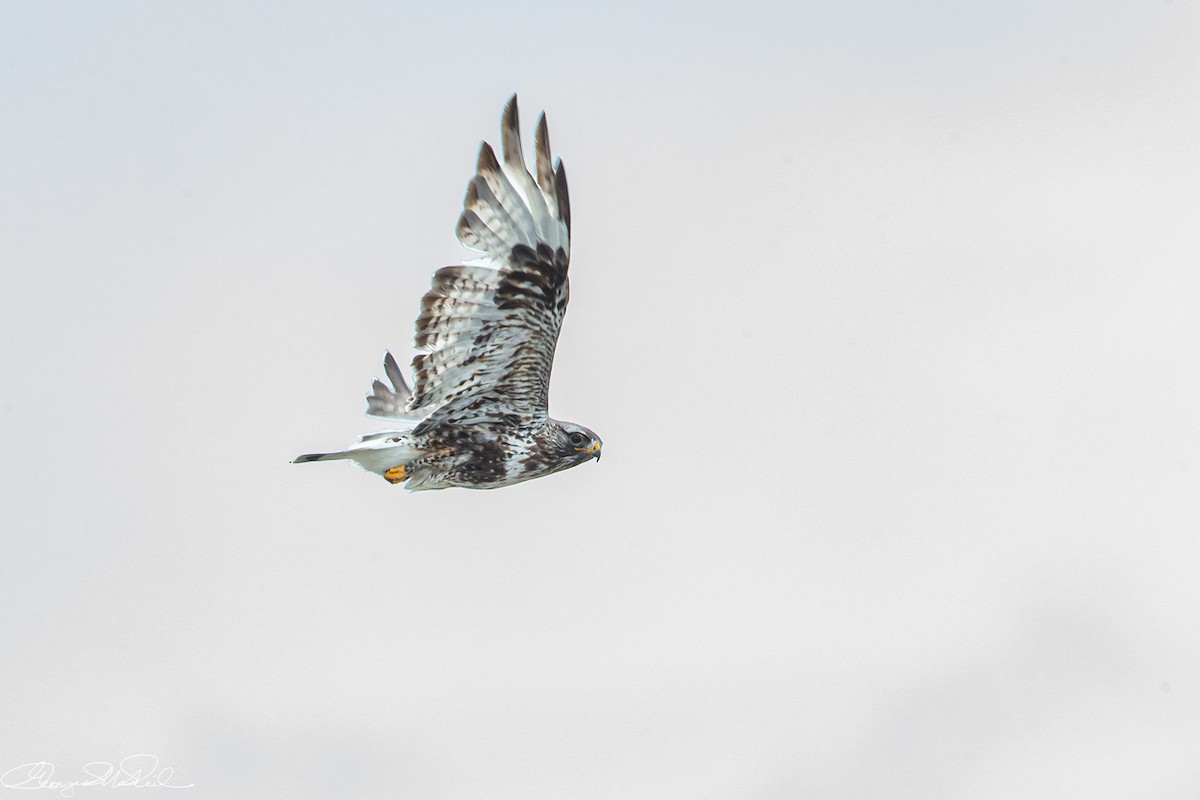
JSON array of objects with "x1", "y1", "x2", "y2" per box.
[{"x1": 575, "y1": 442, "x2": 602, "y2": 461}]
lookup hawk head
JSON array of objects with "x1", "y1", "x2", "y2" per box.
[{"x1": 551, "y1": 420, "x2": 603, "y2": 465}]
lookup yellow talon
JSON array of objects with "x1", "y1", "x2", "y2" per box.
[{"x1": 384, "y1": 466, "x2": 407, "y2": 484}]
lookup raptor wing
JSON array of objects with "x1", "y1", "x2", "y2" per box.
[{"x1": 406, "y1": 95, "x2": 572, "y2": 435}]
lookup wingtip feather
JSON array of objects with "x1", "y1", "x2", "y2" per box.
[
  {"x1": 477, "y1": 141, "x2": 500, "y2": 174},
  {"x1": 534, "y1": 113, "x2": 555, "y2": 198},
  {"x1": 500, "y1": 95, "x2": 526, "y2": 172},
  {"x1": 555, "y1": 162, "x2": 571, "y2": 235},
  {"x1": 503, "y1": 94, "x2": 519, "y2": 128},
  {"x1": 383, "y1": 350, "x2": 409, "y2": 394}
]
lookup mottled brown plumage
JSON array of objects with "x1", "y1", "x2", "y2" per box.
[{"x1": 294, "y1": 95, "x2": 601, "y2": 490}]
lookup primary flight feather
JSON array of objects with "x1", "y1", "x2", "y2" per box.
[{"x1": 293, "y1": 95, "x2": 601, "y2": 490}]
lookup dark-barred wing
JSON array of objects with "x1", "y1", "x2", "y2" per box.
[{"x1": 407, "y1": 95, "x2": 572, "y2": 435}]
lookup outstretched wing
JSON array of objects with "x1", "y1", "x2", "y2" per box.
[
  {"x1": 365, "y1": 351, "x2": 417, "y2": 420},
  {"x1": 407, "y1": 95, "x2": 572, "y2": 434}
]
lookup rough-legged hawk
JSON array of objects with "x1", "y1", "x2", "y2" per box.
[{"x1": 293, "y1": 96, "x2": 601, "y2": 490}]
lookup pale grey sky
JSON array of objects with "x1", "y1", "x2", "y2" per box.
[{"x1": 2, "y1": 1, "x2": 1198, "y2": 798}]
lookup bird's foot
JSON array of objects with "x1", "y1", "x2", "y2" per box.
[{"x1": 384, "y1": 466, "x2": 407, "y2": 485}]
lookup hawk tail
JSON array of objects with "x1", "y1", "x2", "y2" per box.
[
  {"x1": 291, "y1": 451, "x2": 351, "y2": 463},
  {"x1": 292, "y1": 430, "x2": 418, "y2": 477}
]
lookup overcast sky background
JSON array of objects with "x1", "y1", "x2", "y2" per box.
[{"x1": 2, "y1": 1, "x2": 1198, "y2": 798}]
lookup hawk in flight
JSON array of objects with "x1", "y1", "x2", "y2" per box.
[{"x1": 293, "y1": 96, "x2": 601, "y2": 490}]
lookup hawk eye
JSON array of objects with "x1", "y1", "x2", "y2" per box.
[{"x1": 569, "y1": 432, "x2": 587, "y2": 447}]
